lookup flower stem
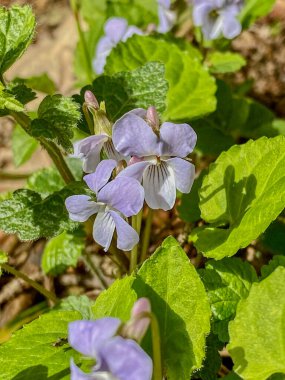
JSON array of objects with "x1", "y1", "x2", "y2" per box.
[
  {"x1": 108, "y1": 244, "x2": 129, "y2": 273},
  {"x1": 150, "y1": 312, "x2": 163, "y2": 380},
  {"x1": 2, "y1": 263, "x2": 58, "y2": 304},
  {"x1": 71, "y1": 4, "x2": 93, "y2": 83},
  {"x1": 130, "y1": 210, "x2": 143, "y2": 273},
  {"x1": 82, "y1": 103, "x2": 94, "y2": 134},
  {"x1": 10, "y1": 111, "x2": 75, "y2": 184},
  {"x1": 140, "y1": 208, "x2": 154, "y2": 263},
  {"x1": 83, "y1": 251, "x2": 108, "y2": 289}
]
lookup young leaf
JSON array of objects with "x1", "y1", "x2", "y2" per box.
[
  {"x1": 12, "y1": 125, "x2": 38, "y2": 167},
  {"x1": 0, "y1": 310, "x2": 82, "y2": 380},
  {"x1": 93, "y1": 237, "x2": 211, "y2": 379},
  {"x1": 199, "y1": 258, "x2": 258, "y2": 342},
  {"x1": 207, "y1": 52, "x2": 246, "y2": 74},
  {"x1": 30, "y1": 95, "x2": 81, "y2": 152},
  {"x1": 0, "y1": 183, "x2": 87, "y2": 241},
  {"x1": 105, "y1": 34, "x2": 216, "y2": 121},
  {"x1": 0, "y1": 5, "x2": 36, "y2": 75},
  {"x1": 228, "y1": 267, "x2": 285, "y2": 380},
  {"x1": 42, "y1": 230, "x2": 85, "y2": 276},
  {"x1": 5, "y1": 81, "x2": 36, "y2": 105},
  {"x1": 191, "y1": 136, "x2": 285, "y2": 259}
]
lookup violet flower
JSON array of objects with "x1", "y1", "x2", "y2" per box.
[
  {"x1": 192, "y1": 0, "x2": 243, "y2": 40},
  {"x1": 68, "y1": 299, "x2": 152, "y2": 380},
  {"x1": 73, "y1": 134, "x2": 124, "y2": 173},
  {"x1": 93, "y1": 17, "x2": 143, "y2": 75},
  {"x1": 65, "y1": 159, "x2": 144, "y2": 251},
  {"x1": 113, "y1": 107, "x2": 197, "y2": 211}
]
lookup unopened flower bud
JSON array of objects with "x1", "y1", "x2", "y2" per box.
[
  {"x1": 146, "y1": 106, "x2": 160, "y2": 135},
  {"x1": 122, "y1": 298, "x2": 151, "y2": 342},
  {"x1": 84, "y1": 90, "x2": 99, "y2": 110}
]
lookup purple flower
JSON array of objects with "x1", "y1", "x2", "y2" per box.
[
  {"x1": 192, "y1": 0, "x2": 243, "y2": 40},
  {"x1": 157, "y1": 0, "x2": 176, "y2": 33},
  {"x1": 93, "y1": 18, "x2": 143, "y2": 75},
  {"x1": 65, "y1": 159, "x2": 144, "y2": 251},
  {"x1": 73, "y1": 134, "x2": 124, "y2": 173},
  {"x1": 113, "y1": 107, "x2": 197, "y2": 211},
  {"x1": 68, "y1": 299, "x2": 153, "y2": 380}
]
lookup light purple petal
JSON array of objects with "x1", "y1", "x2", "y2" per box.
[
  {"x1": 208, "y1": 14, "x2": 224, "y2": 39},
  {"x1": 143, "y1": 162, "x2": 176, "y2": 210},
  {"x1": 108, "y1": 210, "x2": 139, "y2": 251},
  {"x1": 93, "y1": 35, "x2": 115, "y2": 74},
  {"x1": 74, "y1": 135, "x2": 108, "y2": 173},
  {"x1": 65, "y1": 195, "x2": 99, "y2": 222},
  {"x1": 160, "y1": 122, "x2": 197, "y2": 157},
  {"x1": 192, "y1": 3, "x2": 214, "y2": 26},
  {"x1": 84, "y1": 159, "x2": 117, "y2": 194},
  {"x1": 157, "y1": 1, "x2": 176, "y2": 33},
  {"x1": 118, "y1": 160, "x2": 151, "y2": 182},
  {"x1": 71, "y1": 360, "x2": 116, "y2": 380},
  {"x1": 122, "y1": 26, "x2": 143, "y2": 41},
  {"x1": 68, "y1": 319, "x2": 121, "y2": 358},
  {"x1": 222, "y1": 6, "x2": 242, "y2": 39},
  {"x1": 166, "y1": 158, "x2": 195, "y2": 193},
  {"x1": 93, "y1": 212, "x2": 115, "y2": 252},
  {"x1": 98, "y1": 177, "x2": 144, "y2": 217},
  {"x1": 100, "y1": 336, "x2": 153, "y2": 380},
  {"x1": 126, "y1": 298, "x2": 151, "y2": 341},
  {"x1": 104, "y1": 18, "x2": 128, "y2": 44},
  {"x1": 113, "y1": 112, "x2": 159, "y2": 157}
]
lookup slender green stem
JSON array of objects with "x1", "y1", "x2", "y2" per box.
[
  {"x1": 0, "y1": 171, "x2": 33, "y2": 180},
  {"x1": 72, "y1": 8, "x2": 93, "y2": 83},
  {"x1": 150, "y1": 312, "x2": 163, "y2": 380},
  {"x1": 140, "y1": 208, "x2": 154, "y2": 263},
  {"x1": 2, "y1": 263, "x2": 58, "y2": 303},
  {"x1": 108, "y1": 244, "x2": 129, "y2": 273},
  {"x1": 130, "y1": 210, "x2": 143, "y2": 273},
  {"x1": 83, "y1": 251, "x2": 108, "y2": 289},
  {"x1": 11, "y1": 111, "x2": 75, "y2": 184}
]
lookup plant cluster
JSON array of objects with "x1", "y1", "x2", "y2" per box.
[{"x1": 0, "y1": 0, "x2": 284, "y2": 380}]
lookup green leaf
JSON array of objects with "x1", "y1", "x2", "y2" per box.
[
  {"x1": 56, "y1": 295, "x2": 93, "y2": 320},
  {"x1": 106, "y1": 34, "x2": 216, "y2": 121},
  {"x1": 228, "y1": 267, "x2": 285, "y2": 380},
  {"x1": 27, "y1": 167, "x2": 65, "y2": 196},
  {"x1": 0, "y1": 183, "x2": 87, "y2": 241},
  {"x1": 260, "y1": 255, "x2": 285, "y2": 280},
  {"x1": 240, "y1": 0, "x2": 277, "y2": 28},
  {"x1": 199, "y1": 258, "x2": 257, "y2": 342},
  {"x1": 0, "y1": 310, "x2": 82, "y2": 380},
  {"x1": 0, "y1": 5, "x2": 36, "y2": 74},
  {"x1": 192, "y1": 334, "x2": 222, "y2": 380},
  {"x1": 191, "y1": 136, "x2": 285, "y2": 259},
  {"x1": 12, "y1": 125, "x2": 38, "y2": 167},
  {"x1": 0, "y1": 83, "x2": 24, "y2": 113},
  {"x1": 259, "y1": 220, "x2": 285, "y2": 256},
  {"x1": 5, "y1": 80, "x2": 36, "y2": 105},
  {"x1": 178, "y1": 170, "x2": 206, "y2": 223},
  {"x1": 18, "y1": 73, "x2": 56, "y2": 94},
  {"x1": 192, "y1": 80, "x2": 276, "y2": 155},
  {"x1": 207, "y1": 52, "x2": 246, "y2": 74},
  {"x1": 93, "y1": 237, "x2": 211, "y2": 379},
  {"x1": 92, "y1": 62, "x2": 168, "y2": 120},
  {"x1": 30, "y1": 95, "x2": 81, "y2": 152},
  {"x1": 0, "y1": 250, "x2": 8, "y2": 277},
  {"x1": 42, "y1": 230, "x2": 85, "y2": 276}
]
